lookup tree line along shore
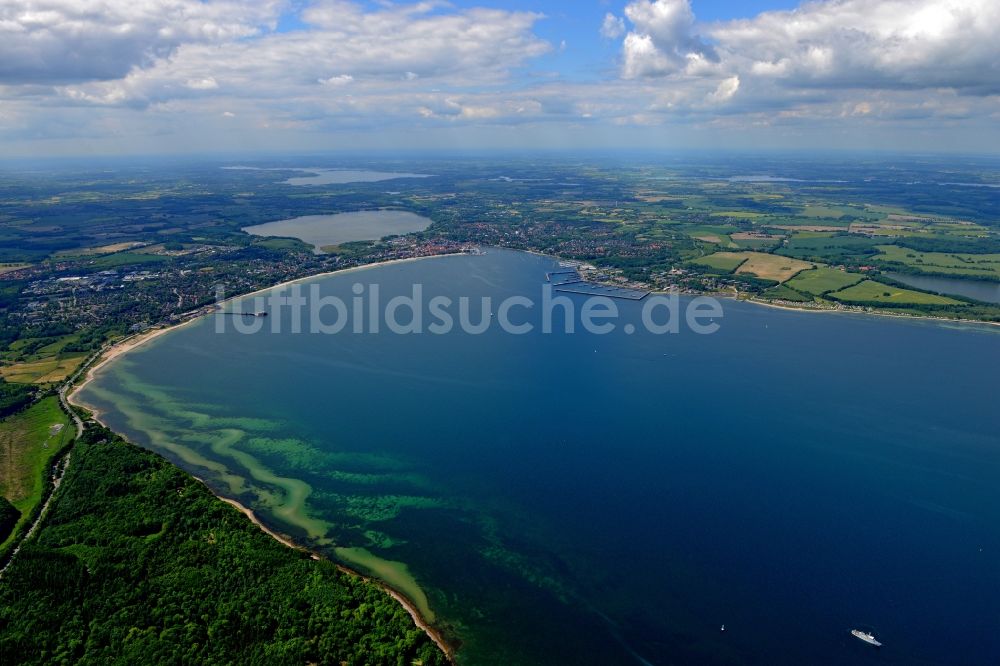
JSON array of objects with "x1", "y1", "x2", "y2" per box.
[{"x1": 0, "y1": 421, "x2": 450, "y2": 665}]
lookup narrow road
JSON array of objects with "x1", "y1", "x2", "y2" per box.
[{"x1": 58, "y1": 383, "x2": 84, "y2": 439}]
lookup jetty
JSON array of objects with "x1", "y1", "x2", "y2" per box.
[
  {"x1": 553, "y1": 283, "x2": 649, "y2": 300},
  {"x1": 546, "y1": 270, "x2": 584, "y2": 286},
  {"x1": 545, "y1": 269, "x2": 649, "y2": 301},
  {"x1": 217, "y1": 310, "x2": 269, "y2": 317}
]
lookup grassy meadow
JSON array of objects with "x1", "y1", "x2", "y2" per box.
[
  {"x1": 0, "y1": 354, "x2": 87, "y2": 384},
  {"x1": 734, "y1": 252, "x2": 815, "y2": 282},
  {"x1": 691, "y1": 252, "x2": 748, "y2": 273},
  {"x1": 785, "y1": 267, "x2": 864, "y2": 295},
  {"x1": 0, "y1": 397, "x2": 73, "y2": 548},
  {"x1": 829, "y1": 280, "x2": 964, "y2": 306}
]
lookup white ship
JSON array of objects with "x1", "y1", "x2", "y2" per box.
[{"x1": 851, "y1": 629, "x2": 882, "y2": 647}]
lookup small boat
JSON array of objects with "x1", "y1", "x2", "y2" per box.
[{"x1": 851, "y1": 629, "x2": 882, "y2": 647}]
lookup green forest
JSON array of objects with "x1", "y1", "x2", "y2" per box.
[{"x1": 0, "y1": 427, "x2": 446, "y2": 666}]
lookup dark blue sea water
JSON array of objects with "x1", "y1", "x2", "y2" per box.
[{"x1": 79, "y1": 249, "x2": 1000, "y2": 665}]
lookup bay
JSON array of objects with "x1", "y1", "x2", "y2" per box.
[{"x1": 77, "y1": 249, "x2": 1000, "y2": 665}]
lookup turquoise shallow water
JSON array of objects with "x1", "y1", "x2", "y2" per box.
[{"x1": 79, "y1": 250, "x2": 1000, "y2": 665}]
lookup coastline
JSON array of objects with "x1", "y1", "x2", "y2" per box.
[
  {"x1": 67, "y1": 253, "x2": 461, "y2": 415},
  {"x1": 213, "y1": 492, "x2": 455, "y2": 661},
  {"x1": 69, "y1": 318, "x2": 204, "y2": 421},
  {"x1": 65, "y1": 252, "x2": 462, "y2": 662},
  {"x1": 216, "y1": 253, "x2": 459, "y2": 307},
  {"x1": 734, "y1": 294, "x2": 1000, "y2": 330},
  {"x1": 69, "y1": 248, "x2": 998, "y2": 427},
  {"x1": 524, "y1": 246, "x2": 999, "y2": 329}
]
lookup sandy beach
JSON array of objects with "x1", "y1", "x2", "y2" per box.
[
  {"x1": 737, "y1": 294, "x2": 1000, "y2": 329},
  {"x1": 68, "y1": 318, "x2": 203, "y2": 420},
  {"x1": 216, "y1": 495, "x2": 309, "y2": 554},
  {"x1": 211, "y1": 484, "x2": 454, "y2": 660},
  {"x1": 643, "y1": 286, "x2": 1000, "y2": 330}
]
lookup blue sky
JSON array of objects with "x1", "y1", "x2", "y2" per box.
[
  {"x1": 541, "y1": 1, "x2": 802, "y2": 81},
  {"x1": 0, "y1": 0, "x2": 998, "y2": 156},
  {"x1": 273, "y1": 1, "x2": 806, "y2": 81}
]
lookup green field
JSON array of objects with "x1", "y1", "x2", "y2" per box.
[
  {"x1": 0, "y1": 354, "x2": 87, "y2": 384},
  {"x1": 89, "y1": 252, "x2": 168, "y2": 269},
  {"x1": 785, "y1": 267, "x2": 864, "y2": 295},
  {"x1": 924, "y1": 222, "x2": 992, "y2": 238},
  {"x1": 777, "y1": 235, "x2": 880, "y2": 262},
  {"x1": 762, "y1": 284, "x2": 812, "y2": 302},
  {"x1": 829, "y1": 280, "x2": 963, "y2": 305},
  {"x1": 0, "y1": 397, "x2": 73, "y2": 548},
  {"x1": 766, "y1": 218, "x2": 852, "y2": 229},
  {"x1": 692, "y1": 251, "x2": 815, "y2": 282},
  {"x1": 801, "y1": 204, "x2": 859, "y2": 219},
  {"x1": 55, "y1": 242, "x2": 146, "y2": 257},
  {"x1": 733, "y1": 240, "x2": 779, "y2": 251},
  {"x1": 678, "y1": 224, "x2": 740, "y2": 244},
  {"x1": 709, "y1": 211, "x2": 766, "y2": 220},
  {"x1": 875, "y1": 245, "x2": 1000, "y2": 279},
  {"x1": 690, "y1": 252, "x2": 747, "y2": 273},
  {"x1": 254, "y1": 237, "x2": 313, "y2": 251},
  {"x1": 734, "y1": 252, "x2": 815, "y2": 283}
]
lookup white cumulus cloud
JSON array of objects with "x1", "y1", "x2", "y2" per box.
[
  {"x1": 52, "y1": 1, "x2": 550, "y2": 112},
  {"x1": 0, "y1": 0, "x2": 282, "y2": 84},
  {"x1": 1, "y1": 0, "x2": 998, "y2": 152},
  {"x1": 621, "y1": 0, "x2": 716, "y2": 77},
  {"x1": 616, "y1": 0, "x2": 1000, "y2": 95},
  {"x1": 711, "y1": 0, "x2": 1000, "y2": 94}
]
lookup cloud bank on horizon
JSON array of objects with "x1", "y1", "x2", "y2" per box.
[{"x1": 0, "y1": 0, "x2": 998, "y2": 155}]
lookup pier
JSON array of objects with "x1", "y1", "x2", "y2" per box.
[
  {"x1": 553, "y1": 283, "x2": 650, "y2": 300},
  {"x1": 217, "y1": 310, "x2": 269, "y2": 317},
  {"x1": 546, "y1": 270, "x2": 581, "y2": 286},
  {"x1": 546, "y1": 269, "x2": 649, "y2": 301}
]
